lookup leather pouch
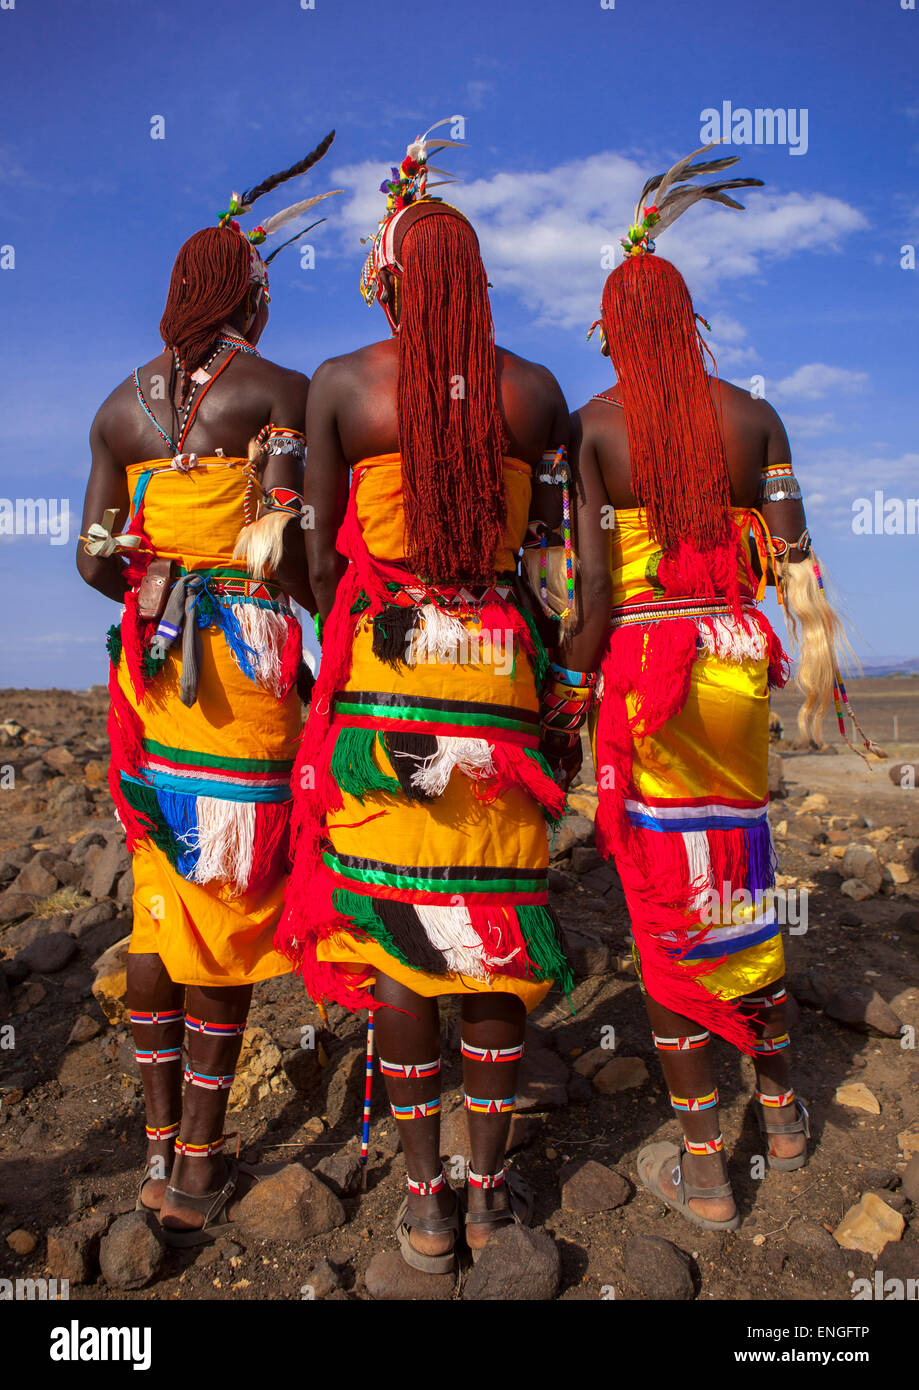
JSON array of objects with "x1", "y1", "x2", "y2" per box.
[{"x1": 136, "y1": 559, "x2": 175, "y2": 623}]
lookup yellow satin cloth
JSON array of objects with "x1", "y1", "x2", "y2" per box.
[
  {"x1": 315, "y1": 453, "x2": 554, "y2": 1010},
  {"x1": 354, "y1": 453, "x2": 532, "y2": 573},
  {"x1": 602, "y1": 507, "x2": 784, "y2": 1000},
  {"x1": 121, "y1": 459, "x2": 301, "y2": 986}
]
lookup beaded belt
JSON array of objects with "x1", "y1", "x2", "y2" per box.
[
  {"x1": 610, "y1": 597, "x2": 735, "y2": 628},
  {"x1": 208, "y1": 576, "x2": 284, "y2": 602},
  {"x1": 356, "y1": 573, "x2": 518, "y2": 612}
]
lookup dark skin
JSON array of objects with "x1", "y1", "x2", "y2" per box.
[
  {"x1": 568, "y1": 347, "x2": 809, "y2": 1222},
  {"x1": 78, "y1": 292, "x2": 315, "y2": 612},
  {"x1": 77, "y1": 289, "x2": 313, "y2": 1229},
  {"x1": 306, "y1": 204, "x2": 568, "y2": 1255}
]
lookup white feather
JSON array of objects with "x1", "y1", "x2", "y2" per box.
[{"x1": 260, "y1": 190, "x2": 342, "y2": 237}]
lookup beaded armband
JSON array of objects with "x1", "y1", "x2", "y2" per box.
[
  {"x1": 262, "y1": 487, "x2": 304, "y2": 520},
  {"x1": 540, "y1": 667, "x2": 596, "y2": 752},
  {"x1": 264, "y1": 426, "x2": 306, "y2": 461},
  {"x1": 758, "y1": 462, "x2": 802, "y2": 504}
]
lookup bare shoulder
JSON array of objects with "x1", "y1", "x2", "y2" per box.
[
  {"x1": 91, "y1": 373, "x2": 140, "y2": 441},
  {"x1": 245, "y1": 354, "x2": 310, "y2": 392},
  {"x1": 496, "y1": 346, "x2": 562, "y2": 395},
  {"x1": 717, "y1": 377, "x2": 784, "y2": 431}
]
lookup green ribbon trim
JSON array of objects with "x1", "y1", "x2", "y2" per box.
[
  {"x1": 323, "y1": 850, "x2": 547, "y2": 897},
  {"x1": 333, "y1": 699, "x2": 534, "y2": 734},
  {"x1": 141, "y1": 739, "x2": 294, "y2": 774}
]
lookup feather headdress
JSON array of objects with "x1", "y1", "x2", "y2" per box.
[
  {"x1": 216, "y1": 130, "x2": 342, "y2": 290},
  {"x1": 359, "y1": 117, "x2": 468, "y2": 308},
  {"x1": 620, "y1": 142, "x2": 763, "y2": 257}
]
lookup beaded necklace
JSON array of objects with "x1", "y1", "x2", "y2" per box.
[{"x1": 133, "y1": 347, "x2": 241, "y2": 454}]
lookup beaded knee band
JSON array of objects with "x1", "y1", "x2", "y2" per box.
[
  {"x1": 135, "y1": 1047, "x2": 183, "y2": 1065},
  {"x1": 184, "y1": 1015, "x2": 247, "y2": 1037},
  {"x1": 670, "y1": 1089, "x2": 719, "y2": 1112},
  {"x1": 752, "y1": 1033, "x2": 790, "y2": 1054},
  {"x1": 460, "y1": 1042, "x2": 524, "y2": 1063},
  {"x1": 684, "y1": 1134, "x2": 724, "y2": 1156},
  {"x1": 130, "y1": 1009, "x2": 184, "y2": 1027},
  {"x1": 756, "y1": 1089, "x2": 795, "y2": 1108},
  {"x1": 390, "y1": 1099, "x2": 441, "y2": 1120},
  {"x1": 174, "y1": 1136, "x2": 225, "y2": 1158},
  {"x1": 653, "y1": 1030, "x2": 710, "y2": 1052},
  {"x1": 379, "y1": 1057, "x2": 441, "y2": 1078},
  {"x1": 145, "y1": 1121, "x2": 180, "y2": 1141},
  {"x1": 464, "y1": 1095, "x2": 516, "y2": 1114},
  {"x1": 746, "y1": 987, "x2": 787, "y2": 1008},
  {"x1": 183, "y1": 1065, "x2": 235, "y2": 1091},
  {"x1": 468, "y1": 1166, "x2": 507, "y2": 1189},
  {"x1": 406, "y1": 1166, "x2": 447, "y2": 1196}
]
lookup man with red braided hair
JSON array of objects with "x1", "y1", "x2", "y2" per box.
[
  {"x1": 562, "y1": 145, "x2": 879, "y2": 1232},
  {"x1": 277, "y1": 122, "x2": 573, "y2": 1273},
  {"x1": 77, "y1": 134, "x2": 339, "y2": 1243}
]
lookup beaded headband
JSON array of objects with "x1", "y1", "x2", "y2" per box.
[
  {"x1": 359, "y1": 117, "x2": 468, "y2": 309},
  {"x1": 216, "y1": 129, "x2": 342, "y2": 297}
]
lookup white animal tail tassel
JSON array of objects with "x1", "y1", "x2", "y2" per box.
[
  {"x1": 683, "y1": 830, "x2": 714, "y2": 914},
  {"x1": 192, "y1": 797, "x2": 255, "y2": 892}
]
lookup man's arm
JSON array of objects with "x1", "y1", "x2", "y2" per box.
[
  {"x1": 76, "y1": 412, "x2": 131, "y2": 603},
  {"x1": 263, "y1": 368, "x2": 315, "y2": 611},
  {"x1": 754, "y1": 404, "x2": 808, "y2": 579},
  {"x1": 559, "y1": 411, "x2": 613, "y2": 673},
  {"x1": 304, "y1": 360, "x2": 350, "y2": 623}
]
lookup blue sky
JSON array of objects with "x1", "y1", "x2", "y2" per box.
[{"x1": 1, "y1": 0, "x2": 917, "y2": 687}]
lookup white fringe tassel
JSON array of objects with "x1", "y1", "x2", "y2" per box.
[
  {"x1": 683, "y1": 829, "x2": 714, "y2": 913},
  {"x1": 191, "y1": 796, "x2": 255, "y2": 892},
  {"x1": 411, "y1": 736, "x2": 496, "y2": 797},
  {"x1": 414, "y1": 904, "x2": 520, "y2": 979},
  {"x1": 407, "y1": 605, "x2": 471, "y2": 667},
  {"x1": 233, "y1": 602, "x2": 290, "y2": 697},
  {"x1": 696, "y1": 614, "x2": 767, "y2": 663}
]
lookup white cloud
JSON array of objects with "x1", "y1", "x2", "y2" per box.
[
  {"x1": 791, "y1": 449, "x2": 919, "y2": 531},
  {"x1": 327, "y1": 150, "x2": 868, "y2": 330},
  {"x1": 781, "y1": 411, "x2": 842, "y2": 439},
  {"x1": 773, "y1": 363, "x2": 869, "y2": 401}
]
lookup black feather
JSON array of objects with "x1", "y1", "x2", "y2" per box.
[
  {"x1": 263, "y1": 218, "x2": 327, "y2": 264},
  {"x1": 241, "y1": 130, "x2": 336, "y2": 209}
]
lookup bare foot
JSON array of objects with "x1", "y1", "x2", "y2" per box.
[
  {"x1": 138, "y1": 1140, "x2": 174, "y2": 1211},
  {"x1": 464, "y1": 1184, "x2": 512, "y2": 1251},
  {"x1": 404, "y1": 1186, "x2": 457, "y2": 1258},
  {"x1": 763, "y1": 1101, "x2": 807, "y2": 1162},
  {"x1": 159, "y1": 1156, "x2": 257, "y2": 1232},
  {"x1": 656, "y1": 1151, "x2": 737, "y2": 1224}
]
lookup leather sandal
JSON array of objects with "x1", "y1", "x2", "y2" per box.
[
  {"x1": 637, "y1": 1141, "x2": 740, "y2": 1232},
  {"x1": 160, "y1": 1157, "x2": 257, "y2": 1248},
  {"x1": 755, "y1": 1097, "x2": 811, "y2": 1172},
  {"x1": 136, "y1": 1162, "x2": 168, "y2": 1213},
  {"x1": 395, "y1": 1185, "x2": 462, "y2": 1275},
  {"x1": 464, "y1": 1170, "x2": 534, "y2": 1263}
]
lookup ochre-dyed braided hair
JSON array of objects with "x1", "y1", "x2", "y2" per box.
[
  {"x1": 159, "y1": 226, "x2": 252, "y2": 379},
  {"x1": 601, "y1": 254, "x2": 732, "y2": 553},
  {"x1": 397, "y1": 213, "x2": 508, "y2": 584}
]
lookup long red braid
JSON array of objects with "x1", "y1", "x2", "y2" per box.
[
  {"x1": 397, "y1": 214, "x2": 507, "y2": 584},
  {"x1": 601, "y1": 255, "x2": 732, "y2": 553},
  {"x1": 159, "y1": 226, "x2": 253, "y2": 381}
]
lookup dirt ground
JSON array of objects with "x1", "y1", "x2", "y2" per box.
[{"x1": 1, "y1": 680, "x2": 918, "y2": 1301}]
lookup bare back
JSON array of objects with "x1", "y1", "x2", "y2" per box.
[{"x1": 575, "y1": 376, "x2": 791, "y2": 511}]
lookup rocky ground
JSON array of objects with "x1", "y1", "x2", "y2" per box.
[{"x1": 1, "y1": 681, "x2": 919, "y2": 1302}]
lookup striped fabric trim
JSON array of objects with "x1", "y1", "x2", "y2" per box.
[
  {"x1": 626, "y1": 796, "x2": 768, "y2": 833},
  {"x1": 141, "y1": 740, "x2": 294, "y2": 775},
  {"x1": 334, "y1": 691, "x2": 539, "y2": 742},
  {"x1": 611, "y1": 598, "x2": 734, "y2": 628},
  {"x1": 680, "y1": 917, "x2": 780, "y2": 962},
  {"x1": 135, "y1": 1047, "x2": 182, "y2": 1065},
  {"x1": 460, "y1": 1042, "x2": 525, "y2": 1063},
  {"x1": 323, "y1": 849, "x2": 548, "y2": 901},
  {"x1": 379, "y1": 1058, "x2": 442, "y2": 1078},
  {"x1": 130, "y1": 1010, "x2": 184, "y2": 1027},
  {"x1": 125, "y1": 770, "x2": 291, "y2": 805},
  {"x1": 671, "y1": 1089, "x2": 719, "y2": 1112},
  {"x1": 464, "y1": 1095, "x2": 515, "y2": 1114},
  {"x1": 390, "y1": 1099, "x2": 441, "y2": 1120}
]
